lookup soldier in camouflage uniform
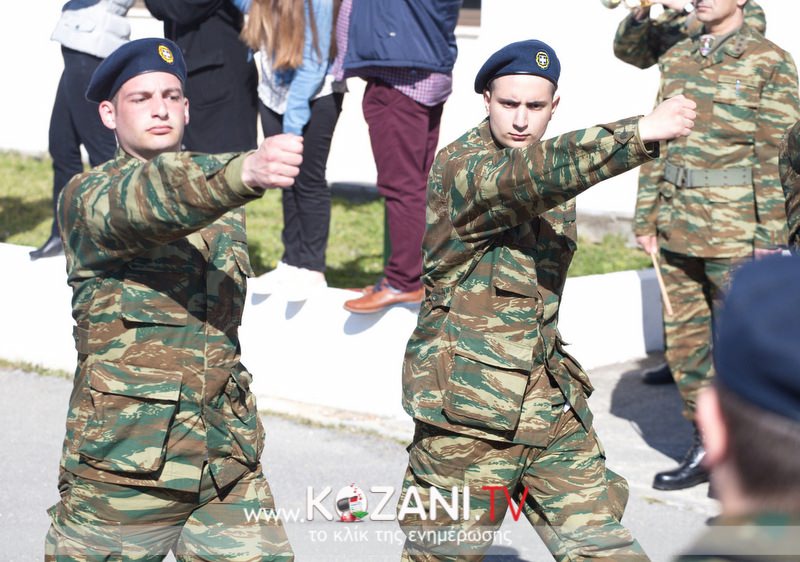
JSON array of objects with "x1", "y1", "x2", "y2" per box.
[
  {"x1": 780, "y1": 120, "x2": 800, "y2": 249},
  {"x1": 397, "y1": 39, "x2": 696, "y2": 561},
  {"x1": 613, "y1": 0, "x2": 765, "y2": 67},
  {"x1": 45, "y1": 38, "x2": 302, "y2": 560},
  {"x1": 614, "y1": 0, "x2": 799, "y2": 491},
  {"x1": 612, "y1": 0, "x2": 765, "y2": 387}
]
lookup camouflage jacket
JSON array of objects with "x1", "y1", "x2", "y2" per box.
[
  {"x1": 613, "y1": 1, "x2": 766, "y2": 68},
  {"x1": 57, "y1": 148, "x2": 265, "y2": 492},
  {"x1": 402, "y1": 117, "x2": 657, "y2": 446},
  {"x1": 615, "y1": 21, "x2": 799, "y2": 257},
  {"x1": 675, "y1": 512, "x2": 800, "y2": 561},
  {"x1": 779, "y1": 120, "x2": 800, "y2": 249}
]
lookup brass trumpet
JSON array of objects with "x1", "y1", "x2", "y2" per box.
[{"x1": 600, "y1": 0, "x2": 653, "y2": 8}]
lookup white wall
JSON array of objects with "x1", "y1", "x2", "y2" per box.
[{"x1": 1, "y1": 1, "x2": 798, "y2": 216}]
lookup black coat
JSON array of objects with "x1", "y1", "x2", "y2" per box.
[{"x1": 145, "y1": 0, "x2": 258, "y2": 153}]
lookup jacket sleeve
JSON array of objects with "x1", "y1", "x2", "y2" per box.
[
  {"x1": 780, "y1": 120, "x2": 800, "y2": 249},
  {"x1": 144, "y1": 0, "x2": 226, "y2": 26},
  {"x1": 613, "y1": 10, "x2": 689, "y2": 69},
  {"x1": 753, "y1": 51, "x2": 800, "y2": 249},
  {"x1": 58, "y1": 152, "x2": 261, "y2": 272},
  {"x1": 449, "y1": 118, "x2": 658, "y2": 243},
  {"x1": 283, "y1": 0, "x2": 333, "y2": 135}
]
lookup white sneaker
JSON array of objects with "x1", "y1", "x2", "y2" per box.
[
  {"x1": 284, "y1": 268, "x2": 328, "y2": 302},
  {"x1": 249, "y1": 261, "x2": 298, "y2": 295}
]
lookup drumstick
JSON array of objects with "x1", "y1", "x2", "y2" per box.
[{"x1": 650, "y1": 251, "x2": 674, "y2": 317}]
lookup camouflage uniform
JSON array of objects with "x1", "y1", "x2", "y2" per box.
[
  {"x1": 612, "y1": 1, "x2": 766, "y2": 66},
  {"x1": 780, "y1": 120, "x2": 800, "y2": 249},
  {"x1": 398, "y1": 117, "x2": 656, "y2": 560},
  {"x1": 676, "y1": 512, "x2": 800, "y2": 561},
  {"x1": 46, "y1": 149, "x2": 293, "y2": 560},
  {"x1": 614, "y1": 15, "x2": 799, "y2": 419}
]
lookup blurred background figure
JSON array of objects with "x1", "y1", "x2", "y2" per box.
[
  {"x1": 243, "y1": 0, "x2": 342, "y2": 300},
  {"x1": 678, "y1": 256, "x2": 800, "y2": 560},
  {"x1": 145, "y1": 0, "x2": 258, "y2": 153},
  {"x1": 337, "y1": 0, "x2": 463, "y2": 314},
  {"x1": 780, "y1": 120, "x2": 800, "y2": 250},
  {"x1": 32, "y1": 0, "x2": 135, "y2": 261}
]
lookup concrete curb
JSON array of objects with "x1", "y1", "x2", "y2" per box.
[{"x1": 0, "y1": 242, "x2": 665, "y2": 423}]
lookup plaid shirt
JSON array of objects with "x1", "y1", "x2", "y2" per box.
[{"x1": 331, "y1": 0, "x2": 453, "y2": 107}]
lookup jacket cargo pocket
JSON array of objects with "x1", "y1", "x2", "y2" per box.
[
  {"x1": 713, "y1": 75, "x2": 759, "y2": 141},
  {"x1": 232, "y1": 237, "x2": 254, "y2": 320},
  {"x1": 443, "y1": 327, "x2": 532, "y2": 432},
  {"x1": 121, "y1": 261, "x2": 191, "y2": 326},
  {"x1": 223, "y1": 367, "x2": 264, "y2": 468},
  {"x1": 78, "y1": 362, "x2": 181, "y2": 474}
]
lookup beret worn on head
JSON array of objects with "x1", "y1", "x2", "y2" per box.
[
  {"x1": 474, "y1": 39, "x2": 561, "y2": 93},
  {"x1": 714, "y1": 255, "x2": 800, "y2": 422},
  {"x1": 86, "y1": 38, "x2": 187, "y2": 103}
]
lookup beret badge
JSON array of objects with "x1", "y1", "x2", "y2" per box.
[
  {"x1": 158, "y1": 44, "x2": 175, "y2": 65},
  {"x1": 536, "y1": 51, "x2": 550, "y2": 70}
]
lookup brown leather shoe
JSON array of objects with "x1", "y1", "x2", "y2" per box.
[{"x1": 343, "y1": 279, "x2": 424, "y2": 314}]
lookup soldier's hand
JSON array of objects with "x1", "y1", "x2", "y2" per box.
[
  {"x1": 638, "y1": 95, "x2": 696, "y2": 143},
  {"x1": 241, "y1": 134, "x2": 304, "y2": 190},
  {"x1": 636, "y1": 234, "x2": 658, "y2": 255},
  {"x1": 654, "y1": 0, "x2": 689, "y2": 11}
]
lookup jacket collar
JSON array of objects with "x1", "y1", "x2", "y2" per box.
[
  {"x1": 477, "y1": 117, "x2": 509, "y2": 151},
  {"x1": 693, "y1": 23, "x2": 753, "y2": 67}
]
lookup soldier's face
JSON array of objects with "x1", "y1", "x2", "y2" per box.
[
  {"x1": 98, "y1": 72, "x2": 190, "y2": 161},
  {"x1": 693, "y1": 0, "x2": 746, "y2": 27},
  {"x1": 484, "y1": 75, "x2": 560, "y2": 149}
]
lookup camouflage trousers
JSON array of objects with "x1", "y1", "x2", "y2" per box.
[
  {"x1": 45, "y1": 465, "x2": 293, "y2": 561},
  {"x1": 660, "y1": 250, "x2": 737, "y2": 420},
  {"x1": 397, "y1": 413, "x2": 648, "y2": 561}
]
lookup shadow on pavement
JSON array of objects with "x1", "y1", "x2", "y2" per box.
[{"x1": 609, "y1": 357, "x2": 693, "y2": 462}]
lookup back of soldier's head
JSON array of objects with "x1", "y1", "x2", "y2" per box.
[{"x1": 713, "y1": 256, "x2": 800, "y2": 505}]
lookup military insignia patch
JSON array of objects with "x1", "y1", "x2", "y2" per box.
[
  {"x1": 158, "y1": 44, "x2": 175, "y2": 65},
  {"x1": 536, "y1": 51, "x2": 550, "y2": 70},
  {"x1": 699, "y1": 34, "x2": 715, "y2": 57}
]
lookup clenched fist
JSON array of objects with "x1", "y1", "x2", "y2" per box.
[
  {"x1": 241, "y1": 134, "x2": 304, "y2": 190},
  {"x1": 638, "y1": 94, "x2": 697, "y2": 143}
]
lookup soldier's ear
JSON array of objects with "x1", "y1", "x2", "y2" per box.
[
  {"x1": 551, "y1": 94, "x2": 561, "y2": 118},
  {"x1": 98, "y1": 100, "x2": 117, "y2": 131},
  {"x1": 483, "y1": 89, "x2": 491, "y2": 114},
  {"x1": 183, "y1": 97, "x2": 190, "y2": 126}
]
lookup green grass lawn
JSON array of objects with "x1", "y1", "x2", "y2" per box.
[{"x1": 0, "y1": 151, "x2": 649, "y2": 286}]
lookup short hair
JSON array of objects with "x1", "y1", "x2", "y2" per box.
[{"x1": 717, "y1": 384, "x2": 800, "y2": 506}]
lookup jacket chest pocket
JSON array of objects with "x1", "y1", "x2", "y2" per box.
[
  {"x1": 712, "y1": 75, "x2": 760, "y2": 140},
  {"x1": 121, "y1": 261, "x2": 196, "y2": 326},
  {"x1": 443, "y1": 327, "x2": 533, "y2": 432},
  {"x1": 77, "y1": 362, "x2": 182, "y2": 474}
]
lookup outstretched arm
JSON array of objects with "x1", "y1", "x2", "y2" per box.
[
  {"x1": 450, "y1": 96, "x2": 696, "y2": 243},
  {"x1": 59, "y1": 134, "x2": 303, "y2": 270}
]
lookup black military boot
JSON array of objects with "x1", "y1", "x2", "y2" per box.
[
  {"x1": 641, "y1": 362, "x2": 674, "y2": 385},
  {"x1": 653, "y1": 425, "x2": 709, "y2": 490},
  {"x1": 29, "y1": 235, "x2": 63, "y2": 260}
]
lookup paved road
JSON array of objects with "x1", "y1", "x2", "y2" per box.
[{"x1": 0, "y1": 363, "x2": 715, "y2": 561}]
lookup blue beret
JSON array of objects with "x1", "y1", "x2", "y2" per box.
[
  {"x1": 474, "y1": 39, "x2": 561, "y2": 93},
  {"x1": 86, "y1": 38, "x2": 186, "y2": 103},
  {"x1": 714, "y1": 255, "x2": 800, "y2": 422}
]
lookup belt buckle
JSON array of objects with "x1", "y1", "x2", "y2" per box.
[{"x1": 675, "y1": 167, "x2": 688, "y2": 188}]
